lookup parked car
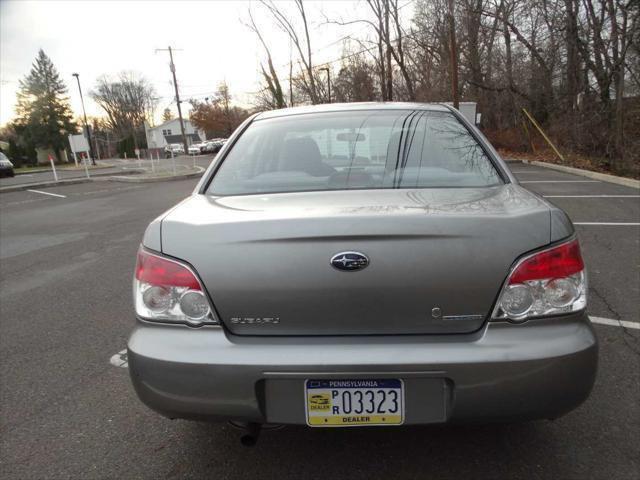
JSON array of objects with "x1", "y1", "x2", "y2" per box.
[
  {"x1": 202, "y1": 139, "x2": 226, "y2": 154},
  {"x1": 129, "y1": 103, "x2": 597, "y2": 444},
  {"x1": 164, "y1": 143, "x2": 184, "y2": 158},
  {"x1": 188, "y1": 145, "x2": 201, "y2": 155},
  {"x1": 192, "y1": 142, "x2": 208, "y2": 153},
  {"x1": 0, "y1": 152, "x2": 14, "y2": 177}
]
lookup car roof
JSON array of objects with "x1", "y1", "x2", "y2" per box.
[{"x1": 255, "y1": 102, "x2": 452, "y2": 120}]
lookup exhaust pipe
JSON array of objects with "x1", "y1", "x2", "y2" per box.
[{"x1": 239, "y1": 422, "x2": 261, "y2": 447}]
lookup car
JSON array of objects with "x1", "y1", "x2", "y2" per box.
[
  {"x1": 188, "y1": 145, "x2": 201, "y2": 155},
  {"x1": 0, "y1": 152, "x2": 14, "y2": 177},
  {"x1": 164, "y1": 143, "x2": 184, "y2": 158},
  {"x1": 192, "y1": 142, "x2": 208, "y2": 154},
  {"x1": 128, "y1": 103, "x2": 597, "y2": 443},
  {"x1": 202, "y1": 139, "x2": 226, "y2": 154},
  {"x1": 202, "y1": 141, "x2": 217, "y2": 154}
]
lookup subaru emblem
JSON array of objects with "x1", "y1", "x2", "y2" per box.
[{"x1": 330, "y1": 252, "x2": 369, "y2": 271}]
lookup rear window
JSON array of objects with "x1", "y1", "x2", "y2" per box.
[{"x1": 207, "y1": 110, "x2": 503, "y2": 196}]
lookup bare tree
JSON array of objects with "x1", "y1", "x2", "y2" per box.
[
  {"x1": 261, "y1": 0, "x2": 319, "y2": 104},
  {"x1": 246, "y1": 7, "x2": 286, "y2": 109},
  {"x1": 90, "y1": 72, "x2": 157, "y2": 148}
]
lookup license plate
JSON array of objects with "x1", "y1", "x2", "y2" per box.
[{"x1": 305, "y1": 379, "x2": 404, "y2": 427}]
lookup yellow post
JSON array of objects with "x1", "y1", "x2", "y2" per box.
[{"x1": 522, "y1": 108, "x2": 565, "y2": 163}]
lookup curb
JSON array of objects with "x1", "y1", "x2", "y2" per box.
[
  {"x1": 14, "y1": 164, "x2": 117, "y2": 176},
  {"x1": 106, "y1": 167, "x2": 204, "y2": 183},
  {"x1": 0, "y1": 177, "x2": 92, "y2": 193},
  {"x1": 525, "y1": 160, "x2": 640, "y2": 188},
  {"x1": 0, "y1": 169, "x2": 142, "y2": 194}
]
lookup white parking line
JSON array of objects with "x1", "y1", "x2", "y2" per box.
[
  {"x1": 26, "y1": 189, "x2": 66, "y2": 198},
  {"x1": 574, "y1": 222, "x2": 640, "y2": 226},
  {"x1": 110, "y1": 349, "x2": 128, "y2": 368},
  {"x1": 544, "y1": 195, "x2": 640, "y2": 198},
  {"x1": 590, "y1": 316, "x2": 640, "y2": 330},
  {"x1": 520, "y1": 180, "x2": 600, "y2": 183}
]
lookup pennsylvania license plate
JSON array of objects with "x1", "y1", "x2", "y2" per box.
[{"x1": 305, "y1": 379, "x2": 404, "y2": 427}]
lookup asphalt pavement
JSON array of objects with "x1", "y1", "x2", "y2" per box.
[{"x1": 0, "y1": 163, "x2": 638, "y2": 480}]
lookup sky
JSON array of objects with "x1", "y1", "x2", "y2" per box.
[{"x1": 0, "y1": 0, "x2": 393, "y2": 127}]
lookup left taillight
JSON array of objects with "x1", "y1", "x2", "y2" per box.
[
  {"x1": 134, "y1": 247, "x2": 218, "y2": 326},
  {"x1": 492, "y1": 238, "x2": 587, "y2": 322}
]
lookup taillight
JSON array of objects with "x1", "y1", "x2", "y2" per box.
[
  {"x1": 134, "y1": 247, "x2": 217, "y2": 326},
  {"x1": 492, "y1": 238, "x2": 587, "y2": 322}
]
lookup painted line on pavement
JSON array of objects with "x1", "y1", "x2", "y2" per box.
[
  {"x1": 544, "y1": 195, "x2": 640, "y2": 198},
  {"x1": 574, "y1": 222, "x2": 640, "y2": 226},
  {"x1": 520, "y1": 180, "x2": 600, "y2": 184},
  {"x1": 110, "y1": 349, "x2": 128, "y2": 368},
  {"x1": 26, "y1": 189, "x2": 66, "y2": 198},
  {"x1": 590, "y1": 316, "x2": 640, "y2": 330}
]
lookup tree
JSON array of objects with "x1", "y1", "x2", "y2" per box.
[
  {"x1": 333, "y1": 52, "x2": 378, "y2": 102},
  {"x1": 14, "y1": 49, "x2": 77, "y2": 162},
  {"x1": 190, "y1": 83, "x2": 249, "y2": 138},
  {"x1": 261, "y1": 0, "x2": 320, "y2": 104},
  {"x1": 90, "y1": 72, "x2": 157, "y2": 148},
  {"x1": 162, "y1": 108, "x2": 174, "y2": 122},
  {"x1": 246, "y1": 7, "x2": 287, "y2": 109}
]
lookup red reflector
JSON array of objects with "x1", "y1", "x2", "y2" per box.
[
  {"x1": 135, "y1": 249, "x2": 201, "y2": 290},
  {"x1": 509, "y1": 239, "x2": 584, "y2": 284}
]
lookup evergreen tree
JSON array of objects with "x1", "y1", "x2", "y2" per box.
[
  {"x1": 162, "y1": 108, "x2": 174, "y2": 122},
  {"x1": 14, "y1": 49, "x2": 77, "y2": 160}
]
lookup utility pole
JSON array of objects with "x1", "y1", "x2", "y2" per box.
[
  {"x1": 72, "y1": 73, "x2": 96, "y2": 165},
  {"x1": 156, "y1": 46, "x2": 188, "y2": 154},
  {"x1": 320, "y1": 67, "x2": 331, "y2": 103},
  {"x1": 447, "y1": 0, "x2": 460, "y2": 109}
]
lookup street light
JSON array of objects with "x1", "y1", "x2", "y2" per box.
[
  {"x1": 320, "y1": 67, "x2": 331, "y2": 103},
  {"x1": 72, "y1": 73, "x2": 96, "y2": 166}
]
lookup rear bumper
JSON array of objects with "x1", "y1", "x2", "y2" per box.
[{"x1": 127, "y1": 312, "x2": 597, "y2": 425}]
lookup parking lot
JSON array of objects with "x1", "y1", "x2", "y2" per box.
[{"x1": 0, "y1": 162, "x2": 638, "y2": 479}]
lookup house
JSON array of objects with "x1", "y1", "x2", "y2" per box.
[{"x1": 144, "y1": 118, "x2": 206, "y2": 149}]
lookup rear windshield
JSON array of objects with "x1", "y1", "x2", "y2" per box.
[{"x1": 207, "y1": 110, "x2": 503, "y2": 196}]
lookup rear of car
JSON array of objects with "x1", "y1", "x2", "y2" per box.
[
  {"x1": 0, "y1": 152, "x2": 14, "y2": 177},
  {"x1": 164, "y1": 143, "x2": 184, "y2": 158},
  {"x1": 128, "y1": 103, "x2": 597, "y2": 427}
]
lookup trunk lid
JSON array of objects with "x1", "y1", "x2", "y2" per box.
[{"x1": 161, "y1": 185, "x2": 551, "y2": 335}]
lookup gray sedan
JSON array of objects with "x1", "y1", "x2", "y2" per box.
[{"x1": 128, "y1": 103, "x2": 597, "y2": 442}]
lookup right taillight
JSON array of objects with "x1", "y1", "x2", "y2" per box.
[
  {"x1": 134, "y1": 247, "x2": 218, "y2": 326},
  {"x1": 492, "y1": 238, "x2": 587, "y2": 322}
]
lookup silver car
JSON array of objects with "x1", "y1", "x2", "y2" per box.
[{"x1": 129, "y1": 103, "x2": 597, "y2": 442}]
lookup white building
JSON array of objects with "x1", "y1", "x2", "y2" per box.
[{"x1": 145, "y1": 118, "x2": 206, "y2": 150}]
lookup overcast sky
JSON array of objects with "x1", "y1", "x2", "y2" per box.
[{"x1": 0, "y1": 0, "x2": 393, "y2": 126}]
